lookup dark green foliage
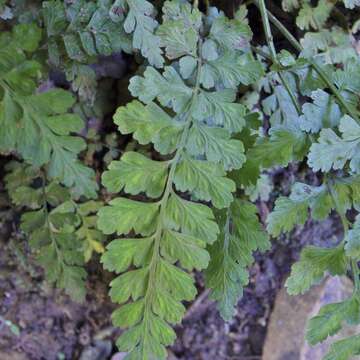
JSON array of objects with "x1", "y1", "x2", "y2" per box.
[{"x1": 1, "y1": 1, "x2": 360, "y2": 359}]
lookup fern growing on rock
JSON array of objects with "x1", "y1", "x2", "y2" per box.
[{"x1": 97, "y1": 0, "x2": 263, "y2": 357}]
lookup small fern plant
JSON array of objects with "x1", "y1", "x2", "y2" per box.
[
  {"x1": 0, "y1": 23, "x2": 99, "y2": 301},
  {"x1": 4, "y1": 161, "x2": 105, "y2": 301},
  {"x1": 97, "y1": 0, "x2": 264, "y2": 357}
]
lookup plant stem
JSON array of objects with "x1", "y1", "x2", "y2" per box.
[
  {"x1": 278, "y1": 72, "x2": 302, "y2": 115},
  {"x1": 41, "y1": 170, "x2": 63, "y2": 264},
  {"x1": 265, "y1": 10, "x2": 302, "y2": 52},
  {"x1": 204, "y1": 0, "x2": 210, "y2": 13},
  {"x1": 257, "y1": 0, "x2": 302, "y2": 115},
  {"x1": 265, "y1": 9, "x2": 359, "y2": 121},
  {"x1": 251, "y1": 46, "x2": 272, "y2": 61},
  {"x1": 352, "y1": 260, "x2": 360, "y2": 293},
  {"x1": 257, "y1": 0, "x2": 277, "y2": 59}
]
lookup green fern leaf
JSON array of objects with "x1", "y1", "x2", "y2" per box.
[
  {"x1": 115, "y1": 100, "x2": 184, "y2": 155},
  {"x1": 249, "y1": 125, "x2": 309, "y2": 169},
  {"x1": 20, "y1": 181, "x2": 87, "y2": 302},
  {"x1": 308, "y1": 115, "x2": 360, "y2": 173},
  {"x1": 164, "y1": 193, "x2": 219, "y2": 243},
  {"x1": 157, "y1": 1, "x2": 201, "y2": 60},
  {"x1": 299, "y1": 89, "x2": 342, "y2": 133},
  {"x1": 206, "y1": 200, "x2": 270, "y2": 321},
  {"x1": 110, "y1": 0, "x2": 163, "y2": 67},
  {"x1": 267, "y1": 196, "x2": 308, "y2": 237},
  {"x1": 262, "y1": 84, "x2": 299, "y2": 126},
  {"x1": 285, "y1": 245, "x2": 348, "y2": 295},
  {"x1": 296, "y1": 0, "x2": 333, "y2": 30},
  {"x1": 43, "y1": 0, "x2": 132, "y2": 102},
  {"x1": 229, "y1": 115, "x2": 264, "y2": 187},
  {"x1": 267, "y1": 180, "x2": 359, "y2": 236},
  {"x1": 0, "y1": 26, "x2": 97, "y2": 198},
  {"x1": 173, "y1": 154, "x2": 235, "y2": 208},
  {"x1": 20, "y1": 90, "x2": 97, "y2": 198},
  {"x1": 306, "y1": 296, "x2": 360, "y2": 345},
  {"x1": 201, "y1": 52, "x2": 263, "y2": 89},
  {"x1": 301, "y1": 30, "x2": 357, "y2": 64},
  {"x1": 102, "y1": 152, "x2": 169, "y2": 198},
  {"x1": 0, "y1": 24, "x2": 41, "y2": 99},
  {"x1": 323, "y1": 335, "x2": 360, "y2": 360},
  {"x1": 186, "y1": 122, "x2": 245, "y2": 171},
  {"x1": 43, "y1": 0, "x2": 132, "y2": 63},
  {"x1": 193, "y1": 89, "x2": 247, "y2": 132},
  {"x1": 129, "y1": 66, "x2": 193, "y2": 112},
  {"x1": 209, "y1": 13, "x2": 252, "y2": 51},
  {"x1": 98, "y1": 198, "x2": 159, "y2": 236},
  {"x1": 76, "y1": 200, "x2": 105, "y2": 262},
  {"x1": 345, "y1": 215, "x2": 360, "y2": 259},
  {"x1": 98, "y1": 1, "x2": 262, "y2": 357}
]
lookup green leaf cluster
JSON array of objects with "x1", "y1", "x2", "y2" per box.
[
  {"x1": 4, "y1": 162, "x2": 106, "y2": 301},
  {"x1": 267, "y1": 179, "x2": 360, "y2": 237},
  {"x1": 43, "y1": 0, "x2": 132, "y2": 65},
  {"x1": 259, "y1": 43, "x2": 360, "y2": 360},
  {"x1": 8, "y1": 171, "x2": 87, "y2": 301},
  {"x1": 0, "y1": 25, "x2": 97, "y2": 199},
  {"x1": 41, "y1": 0, "x2": 164, "y2": 103}
]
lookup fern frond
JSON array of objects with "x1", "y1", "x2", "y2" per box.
[
  {"x1": 285, "y1": 245, "x2": 348, "y2": 295},
  {"x1": 205, "y1": 200, "x2": 270, "y2": 321},
  {"x1": 249, "y1": 81, "x2": 310, "y2": 169},
  {"x1": 324, "y1": 334, "x2": 360, "y2": 360},
  {"x1": 0, "y1": 25, "x2": 98, "y2": 198},
  {"x1": 308, "y1": 115, "x2": 360, "y2": 174},
  {"x1": 267, "y1": 179, "x2": 360, "y2": 237},
  {"x1": 5, "y1": 162, "x2": 105, "y2": 300},
  {"x1": 17, "y1": 177, "x2": 87, "y2": 302},
  {"x1": 98, "y1": 1, "x2": 262, "y2": 357},
  {"x1": 306, "y1": 295, "x2": 360, "y2": 345},
  {"x1": 110, "y1": 0, "x2": 164, "y2": 68},
  {"x1": 43, "y1": 0, "x2": 132, "y2": 64}
]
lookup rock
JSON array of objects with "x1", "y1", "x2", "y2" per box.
[
  {"x1": 111, "y1": 352, "x2": 128, "y2": 360},
  {"x1": 262, "y1": 276, "x2": 359, "y2": 360},
  {"x1": 0, "y1": 352, "x2": 29, "y2": 360},
  {"x1": 79, "y1": 340, "x2": 112, "y2": 360}
]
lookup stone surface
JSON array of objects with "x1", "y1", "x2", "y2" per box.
[
  {"x1": 79, "y1": 340, "x2": 112, "y2": 360},
  {"x1": 111, "y1": 352, "x2": 128, "y2": 360},
  {"x1": 0, "y1": 352, "x2": 29, "y2": 360},
  {"x1": 262, "y1": 276, "x2": 359, "y2": 360}
]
